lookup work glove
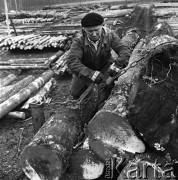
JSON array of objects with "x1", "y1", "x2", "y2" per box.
[
  {"x1": 108, "y1": 63, "x2": 121, "y2": 77},
  {"x1": 90, "y1": 71, "x2": 104, "y2": 84}
]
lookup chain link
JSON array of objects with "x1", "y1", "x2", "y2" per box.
[{"x1": 116, "y1": 40, "x2": 178, "y2": 79}]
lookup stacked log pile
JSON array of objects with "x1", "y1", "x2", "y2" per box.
[
  {"x1": 0, "y1": 49, "x2": 70, "y2": 119},
  {"x1": 0, "y1": 51, "x2": 69, "y2": 72},
  {"x1": 0, "y1": 34, "x2": 72, "y2": 50},
  {"x1": 6, "y1": 10, "x2": 68, "y2": 19},
  {"x1": 0, "y1": 70, "x2": 55, "y2": 119},
  {"x1": 11, "y1": 18, "x2": 54, "y2": 24},
  {"x1": 0, "y1": 73, "x2": 56, "y2": 120}
]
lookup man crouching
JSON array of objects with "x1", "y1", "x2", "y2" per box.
[{"x1": 67, "y1": 12, "x2": 131, "y2": 110}]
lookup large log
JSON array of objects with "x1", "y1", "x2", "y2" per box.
[
  {"x1": 87, "y1": 111, "x2": 145, "y2": 160},
  {"x1": 0, "y1": 70, "x2": 54, "y2": 119},
  {"x1": 104, "y1": 22, "x2": 178, "y2": 161},
  {"x1": 20, "y1": 87, "x2": 98, "y2": 179},
  {"x1": 0, "y1": 75, "x2": 35, "y2": 104},
  {"x1": 0, "y1": 74, "x2": 17, "y2": 87}
]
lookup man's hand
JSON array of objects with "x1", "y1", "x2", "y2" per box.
[
  {"x1": 108, "y1": 63, "x2": 121, "y2": 77},
  {"x1": 90, "y1": 71, "x2": 104, "y2": 84}
]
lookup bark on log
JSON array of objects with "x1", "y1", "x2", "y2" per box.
[
  {"x1": 0, "y1": 75, "x2": 35, "y2": 104},
  {"x1": 21, "y1": 78, "x2": 56, "y2": 109},
  {"x1": 0, "y1": 74, "x2": 17, "y2": 87},
  {"x1": 0, "y1": 70, "x2": 54, "y2": 119},
  {"x1": 20, "y1": 86, "x2": 98, "y2": 180},
  {"x1": 104, "y1": 22, "x2": 178, "y2": 161},
  {"x1": 20, "y1": 112, "x2": 80, "y2": 179}
]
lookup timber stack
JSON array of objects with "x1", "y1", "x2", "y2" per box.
[
  {"x1": 0, "y1": 50, "x2": 69, "y2": 71},
  {"x1": 0, "y1": 34, "x2": 72, "y2": 50},
  {"x1": 11, "y1": 18, "x2": 55, "y2": 24},
  {"x1": 0, "y1": 49, "x2": 69, "y2": 119}
]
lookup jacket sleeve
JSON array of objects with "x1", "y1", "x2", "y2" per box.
[
  {"x1": 110, "y1": 31, "x2": 132, "y2": 68},
  {"x1": 67, "y1": 37, "x2": 94, "y2": 79}
]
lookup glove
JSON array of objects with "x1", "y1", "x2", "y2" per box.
[
  {"x1": 90, "y1": 71, "x2": 104, "y2": 84},
  {"x1": 108, "y1": 63, "x2": 121, "y2": 77}
]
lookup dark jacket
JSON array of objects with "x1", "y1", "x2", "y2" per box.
[{"x1": 67, "y1": 27, "x2": 131, "y2": 79}]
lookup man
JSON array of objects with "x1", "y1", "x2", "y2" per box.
[{"x1": 67, "y1": 12, "x2": 131, "y2": 109}]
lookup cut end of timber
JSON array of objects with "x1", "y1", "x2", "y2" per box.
[
  {"x1": 89, "y1": 138, "x2": 118, "y2": 161},
  {"x1": 70, "y1": 148, "x2": 104, "y2": 180},
  {"x1": 88, "y1": 111, "x2": 145, "y2": 154},
  {"x1": 21, "y1": 145, "x2": 62, "y2": 180},
  {"x1": 82, "y1": 159, "x2": 104, "y2": 180}
]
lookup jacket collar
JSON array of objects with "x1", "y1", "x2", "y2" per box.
[{"x1": 83, "y1": 27, "x2": 107, "y2": 46}]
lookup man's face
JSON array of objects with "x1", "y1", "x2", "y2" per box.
[{"x1": 84, "y1": 25, "x2": 102, "y2": 42}]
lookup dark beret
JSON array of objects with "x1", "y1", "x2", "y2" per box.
[{"x1": 81, "y1": 12, "x2": 104, "y2": 27}]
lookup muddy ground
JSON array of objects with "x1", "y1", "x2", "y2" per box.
[{"x1": 0, "y1": 49, "x2": 73, "y2": 180}]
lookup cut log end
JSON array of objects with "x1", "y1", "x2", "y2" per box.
[
  {"x1": 21, "y1": 145, "x2": 62, "y2": 180},
  {"x1": 70, "y1": 148, "x2": 104, "y2": 180},
  {"x1": 89, "y1": 138, "x2": 118, "y2": 162},
  {"x1": 88, "y1": 111, "x2": 145, "y2": 155}
]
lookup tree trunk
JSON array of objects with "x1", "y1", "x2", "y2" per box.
[
  {"x1": 0, "y1": 74, "x2": 17, "y2": 87},
  {"x1": 20, "y1": 87, "x2": 98, "y2": 180},
  {"x1": 0, "y1": 70, "x2": 54, "y2": 119},
  {"x1": 103, "y1": 22, "x2": 178, "y2": 162},
  {"x1": 0, "y1": 75, "x2": 35, "y2": 104}
]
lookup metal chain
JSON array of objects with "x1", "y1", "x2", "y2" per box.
[
  {"x1": 117, "y1": 56, "x2": 145, "y2": 78},
  {"x1": 116, "y1": 40, "x2": 178, "y2": 79}
]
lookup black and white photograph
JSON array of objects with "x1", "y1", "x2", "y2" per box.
[{"x1": 0, "y1": 0, "x2": 178, "y2": 179}]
